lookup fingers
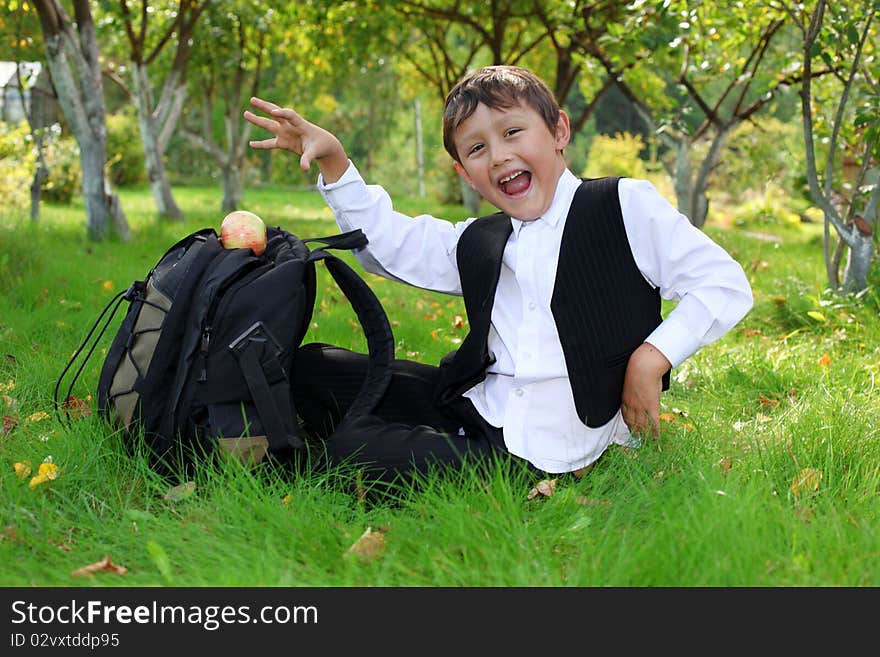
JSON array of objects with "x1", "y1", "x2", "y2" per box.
[
  {"x1": 248, "y1": 137, "x2": 277, "y2": 150},
  {"x1": 621, "y1": 404, "x2": 659, "y2": 439}
]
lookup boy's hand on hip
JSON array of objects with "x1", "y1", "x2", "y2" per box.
[
  {"x1": 620, "y1": 342, "x2": 671, "y2": 439},
  {"x1": 244, "y1": 97, "x2": 349, "y2": 183}
]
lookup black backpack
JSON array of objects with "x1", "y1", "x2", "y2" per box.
[{"x1": 55, "y1": 225, "x2": 394, "y2": 471}]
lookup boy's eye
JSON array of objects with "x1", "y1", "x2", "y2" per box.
[
  {"x1": 468, "y1": 144, "x2": 484, "y2": 156},
  {"x1": 505, "y1": 128, "x2": 521, "y2": 137}
]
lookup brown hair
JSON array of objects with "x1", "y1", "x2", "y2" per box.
[{"x1": 442, "y1": 65, "x2": 560, "y2": 163}]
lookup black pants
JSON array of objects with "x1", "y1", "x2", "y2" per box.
[{"x1": 291, "y1": 343, "x2": 529, "y2": 486}]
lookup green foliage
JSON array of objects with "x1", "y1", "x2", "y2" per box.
[
  {"x1": 0, "y1": 121, "x2": 36, "y2": 210},
  {"x1": 714, "y1": 118, "x2": 807, "y2": 199},
  {"x1": 582, "y1": 131, "x2": 648, "y2": 179},
  {"x1": 731, "y1": 196, "x2": 803, "y2": 230},
  {"x1": 41, "y1": 127, "x2": 81, "y2": 204},
  {"x1": 106, "y1": 108, "x2": 146, "y2": 187}
]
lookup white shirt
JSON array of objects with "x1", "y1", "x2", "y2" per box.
[{"x1": 319, "y1": 162, "x2": 753, "y2": 473}]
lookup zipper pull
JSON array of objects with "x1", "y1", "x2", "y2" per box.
[{"x1": 201, "y1": 327, "x2": 212, "y2": 352}]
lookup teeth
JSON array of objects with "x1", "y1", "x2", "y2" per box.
[{"x1": 500, "y1": 171, "x2": 524, "y2": 184}]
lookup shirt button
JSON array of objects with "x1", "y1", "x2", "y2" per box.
[
  {"x1": 515, "y1": 388, "x2": 524, "y2": 397},
  {"x1": 528, "y1": 301, "x2": 537, "y2": 310}
]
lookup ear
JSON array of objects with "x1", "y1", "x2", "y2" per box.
[
  {"x1": 555, "y1": 110, "x2": 571, "y2": 151},
  {"x1": 453, "y1": 161, "x2": 475, "y2": 188}
]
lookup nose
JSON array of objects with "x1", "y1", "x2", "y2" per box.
[{"x1": 491, "y1": 146, "x2": 511, "y2": 169}]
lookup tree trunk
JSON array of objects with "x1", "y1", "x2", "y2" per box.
[
  {"x1": 221, "y1": 163, "x2": 243, "y2": 213},
  {"x1": 690, "y1": 127, "x2": 733, "y2": 229},
  {"x1": 132, "y1": 63, "x2": 183, "y2": 220},
  {"x1": 841, "y1": 232, "x2": 873, "y2": 293},
  {"x1": 32, "y1": 0, "x2": 129, "y2": 241},
  {"x1": 672, "y1": 140, "x2": 693, "y2": 221},
  {"x1": 460, "y1": 179, "x2": 482, "y2": 216}
]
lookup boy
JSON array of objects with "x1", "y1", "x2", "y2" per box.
[{"x1": 244, "y1": 65, "x2": 753, "y2": 483}]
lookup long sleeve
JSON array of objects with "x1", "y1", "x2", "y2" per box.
[
  {"x1": 620, "y1": 178, "x2": 754, "y2": 368},
  {"x1": 318, "y1": 161, "x2": 475, "y2": 295}
]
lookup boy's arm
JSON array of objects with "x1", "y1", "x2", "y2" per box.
[
  {"x1": 621, "y1": 342, "x2": 671, "y2": 438},
  {"x1": 245, "y1": 97, "x2": 349, "y2": 183},
  {"x1": 619, "y1": 178, "x2": 754, "y2": 438},
  {"x1": 245, "y1": 97, "x2": 468, "y2": 294}
]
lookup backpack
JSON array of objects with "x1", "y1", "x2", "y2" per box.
[{"x1": 55, "y1": 225, "x2": 394, "y2": 472}]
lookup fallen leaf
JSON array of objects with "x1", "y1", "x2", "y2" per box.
[
  {"x1": 26, "y1": 411, "x2": 50, "y2": 424},
  {"x1": 13, "y1": 461, "x2": 32, "y2": 478},
  {"x1": 807, "y1": 311, "x2": 826, "y2": 322},
  {"x1": 71, "y1": 555, "x2": 128, "y2": 578},
  {"x1": 718, "y1": 457, "x2": 733, "y2": 474},
  {"x1": 0, "y1": 380, "x2": 13, "y2": 394},
  {"x1": 659, "y1": 412, "x2": 676, "y2": 423},
  {"x1": 452, "y1": 315, "x2": 465, "y2": 329},
  {"x1": 101, "y1": 280, "x2": 115, "y2": 292},
  {"x1": 29, "y1": 462, "x2": 59, "y2": 488},
  {"x1": 2, "y1": 415, "x2": 16, "y2": 435},
  {"x1": 345, "y1": 526, "x2": 387, "y2": 561},
  {"x1": 62, "y1": 396, "x2": 92, "y2": 419},
  {"x1": 817, "y1": 353, "x2": 831, "y2": 367},
  {"x1": 772, "y1": 295, "x2": 788, "y2": 304},
  {"x1": 164, "y1": 481, "x2": 196, "y2": 502},
  {"x1": 791, "y1": 468, "x2": 822, "y2": 497},
  {"x1": 758, "y1": 394, "x2": 779, "y2": 408},
  {"x1": 743, "y1": 328, "x2": 762, "y2": 337},
  {"x1": 281, "y1": 494, "x2": 293, "y2": 505},
  {"x1": 527, "y1": 478, "x2": 557, "y2": 500},
  {"x1": 756, "y1": 413, "x2": 773, "y2": 423}
]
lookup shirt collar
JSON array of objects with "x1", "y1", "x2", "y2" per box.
[{"x1": 509, "y1": 168, "x2": 580, "y2": 237}]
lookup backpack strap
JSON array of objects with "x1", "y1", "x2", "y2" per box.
[
  {"x1": 229, "y1": 321, "x2": 303, "y2": 451},
  {"x1": 306, "y1": 246, "x2": 394, "y2": 420}
]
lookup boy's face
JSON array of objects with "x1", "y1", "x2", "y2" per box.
[{"x1": 452, "y1": 101, "x2": 570, "y2": 221}]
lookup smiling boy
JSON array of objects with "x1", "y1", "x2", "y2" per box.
[{"x1": 244, "y1": 65, "x2": 753, "y2": 483}]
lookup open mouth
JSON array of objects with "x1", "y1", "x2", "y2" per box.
[{"x1": 498, "y1": 170, "x2": 532, "y2": 197}]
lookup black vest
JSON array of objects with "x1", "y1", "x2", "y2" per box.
[{"x1": 435, "y1": 176, "x2": 670, "y2": 428}]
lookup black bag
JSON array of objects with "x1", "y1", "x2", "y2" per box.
[{"x1": 55, "y1": 226, "x2": 394, "y2": 471}]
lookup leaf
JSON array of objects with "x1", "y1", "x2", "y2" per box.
[
  {"x1": 0, "y1": 380, "x2": 13, "y2": 394},
  {"x1": 807, "y1": 311, "x2": 826, "y2": 322},
  {"x1": 164, "y1": 481, "x2": 196, "y2": 502},
  {"x1": 659, "y1": 412, "x2": 676, "y2": 423},
  {"x1": 817, "y1": 353, "x2": 832, "y2": 367},
  {"x1": 452, "y1": 314, "x2": 465, "y2": 329},
  {"x1": 147, "y1": 540, "x2": 173, "y2": 583},
  {"x1": 71, "y1": 556, "x2": 128, "y2": 578},
  {"x1": 2, "y1": 415, "x2": 16, "y2": 435},
  {"x1": 718, "y1": 457, "x2": 733, "y2": 474},
  {"x1": 527, "y1": 478, "x2": 557, "y2": 500},
  {"x1": 791, "y1": 468, "x2": 822, "y2": 497},
  {"x1": 26, "y1": 411, "x2": 50, "y2": 423},
  {"x1": 29, "y1": 462, "x2": 59, "y2": 488},
  {"x1": 13, "y1": 461, "x2": 31, "y2": 478},
  {"x1": 345, "y1": 526, "x2": 387, "y2": 561},
  {"x1": 758, "y1": 394, "x2": 779, "y2": 408},
  {"x1": 61, "y1": 395, "x2": 92, "y2": 419}
]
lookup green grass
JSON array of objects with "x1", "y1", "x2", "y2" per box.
[{"x1": 1, "y1": 186, "x2": 878, "y2": 587}]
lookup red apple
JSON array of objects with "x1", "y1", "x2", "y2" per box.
[{"x1": 220, "y1": 210, "x2": 267, "y2": 256}]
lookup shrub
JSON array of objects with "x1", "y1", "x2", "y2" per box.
[
  {"x1": 42, "y1": 126, "x2": 81, "y2": 204},
  {"x1": 731, "y1": 194, "x2": 802, "y2": 229},
  {"x1": 0, "y1": 121, "x2": 36, "y2": 210},
  {"x1": 582, "y1": 131, "x2": 648, "y2": 179},
  {"x1": 106, "y1": 108, "x2": 146, "y2": 187}
]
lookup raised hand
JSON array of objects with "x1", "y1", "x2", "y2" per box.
[{"x1": 244, "y1": 97, "x2": 349, "y2": 182}]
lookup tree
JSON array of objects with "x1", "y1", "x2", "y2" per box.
[
  {"x1": 101, "y1": 0, "x2": 207, "y2": 221},
  {"x1": 2, "y1": 1, "x2": 52, "y2": 221},
  {"x1": 578, "y1": 1, "x2": 813, "y2": 228},
  {"x1": 779, "y1": 0, "x2": 878, "y2": 294},
  {"x1": 30, "y1": 0, "x2": 129, "y2": 240},
  {"x1": 182, "y1": 1, "x2": 272, "y2": 213}
]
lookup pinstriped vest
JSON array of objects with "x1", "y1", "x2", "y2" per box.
[{"x1": 435, "y1": 176, "x2": 670, "y2": 428}]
